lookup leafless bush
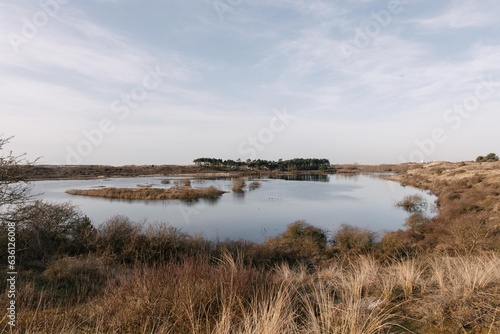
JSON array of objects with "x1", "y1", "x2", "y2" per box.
[
  {"x1": 332, "y1": 224, "x2": 377, "y2": 254},
  {"x1": 395, "y1": 194, "x2": 428, "y2": 213}
]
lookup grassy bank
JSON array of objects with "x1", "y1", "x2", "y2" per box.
[
  {"x1": 66, "y1": 186, "x2": 226, "y2": 201},
  {"x1": 387, "y1": 161, "x2": 500, "y2": 254}
]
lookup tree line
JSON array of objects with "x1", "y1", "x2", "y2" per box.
[{"x1": 193, "y1": 158, "x2": 331, "y2": 171}]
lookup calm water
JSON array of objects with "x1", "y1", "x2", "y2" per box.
[{"x1": 31, "y1": 174, "x2": 436, "y2": 242}]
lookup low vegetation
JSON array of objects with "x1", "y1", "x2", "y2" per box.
[
  {"x1": 2, "y1": 138, "x2": 500, "y2": 333},
  {"x1": 476, "y1": 153, "x2": 499, "y2": 163},
  {"x1": 249, "y1": 181, "x2": 262, "y2": 190},
  {"x1": 395, "y1": 194, "x2": 428, "y2": 213},
  {"x1": 388, "y1": 160, "x2": 500, "y2": 254},
  {"x1": 66, "y1": 186, "x2": 226, "y2": 201},
  {"x1": 232, "y1": 178, "x2": 246, "y2": 192}
]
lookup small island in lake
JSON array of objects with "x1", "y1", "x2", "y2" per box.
[{"x1": 66, "y1": 186, "x2": 226, "y2": 201}]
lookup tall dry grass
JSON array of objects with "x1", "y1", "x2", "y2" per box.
[{"x1": 4, "y1": 252, "x2": 498, "y2": 333}]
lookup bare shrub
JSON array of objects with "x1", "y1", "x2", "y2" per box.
[
  {"x1": 0, "y1": 136, "x2": 36, "y2": 210},
  {"x1": 265, "y1": 221, "x2": 328, "y2": 263},
  {"x1": 5, "y1": 201, "x2": 95, "y2": 265},
  {"x1": 332, "y1": 224, "x2": 377, "y2": 254},
  {"x1": 395, "y1": 194, "x2": 428, "y2": 214},
  {"x1": 446, "y1": 212, "x2": 500, "y2": 255},
  {"x1": 379, "y1": 230, "x2": 414, "y2": 257},
  {"x1": 404, "y1": 212, "x2": 429, "y2": 230},
  {"x1": 97, "y1": 215, "x2": 143, "y2": 262}
]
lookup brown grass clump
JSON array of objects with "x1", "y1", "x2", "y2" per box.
[
  {"x1": 249, "y1": 181, "x2": 262, "y2": 190},
  {"x1": 232, "y1": 178, "x2": 246, "y2": 192},
  {"x1": 66, "y1": 185, "x2": 226, "y2": 201}
]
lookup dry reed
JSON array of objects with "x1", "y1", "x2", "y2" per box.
[{"x1": 66, "y1": 186, "x2": 226, "y2": 201}]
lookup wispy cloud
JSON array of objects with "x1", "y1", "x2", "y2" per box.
[
  {"x1": 414, "y1": 0, "x2": 500, "y2": 29},
  {"x1": 2, "y1": 0, "x2": 500, "y2": 164}
]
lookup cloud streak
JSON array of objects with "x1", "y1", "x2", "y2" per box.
[{"x1": 2, "y1": 0, "x2": 500, "y2": 164}]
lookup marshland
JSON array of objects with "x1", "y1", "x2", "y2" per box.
[
  {"x1": 65, "y1": 185, "x2": 226, "y2": 201},
  {"x1": 1, "y1": 147, "x2": 500, "y2": 333}
]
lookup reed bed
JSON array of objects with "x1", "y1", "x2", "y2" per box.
[{"x1": 66, "y1": 186, "x2": 226, "y2": 201}]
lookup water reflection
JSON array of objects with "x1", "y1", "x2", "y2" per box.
[
  {"x1": 232, "y1": 191, "x2": 245, "y2": 201},
  {"x1": 334, "y1": 174, "x2": 361, "y2": 181},
  {"x1": 183, "y1": 196, "x2": 222, "y2": 206},
  {"x1": 31, "y1": 174, "x2": 436, "y2": 242},
  {"x1": 333, "y1": 173, "x2": 397, "y2": 182},
  {"x1": 272, "y1": 174, "x2": 330, "y2": 182}
]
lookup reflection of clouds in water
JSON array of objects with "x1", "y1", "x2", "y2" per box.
[
  {"x1": 31, "y1": 174, "x2": 437, "y2": 242},
  {"x1": 273, "y1": 174, "x2": 331, "y2": 182},
  {"x1": 330, "y1": 195, "x2": 359, "y2": 201},
  {"x1": 334, "y1": 174, "x2": 361, "y2": 181}
]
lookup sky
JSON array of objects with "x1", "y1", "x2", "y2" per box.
[{"x1": 1, "y1": 0, "x2": 499, "y2": 165}]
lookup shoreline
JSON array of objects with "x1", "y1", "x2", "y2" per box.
[{"x1": 26, "y1": 163, "x2": 410, "y2": 181}]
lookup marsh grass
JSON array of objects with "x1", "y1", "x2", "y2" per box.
[
  {"x1": 249, "y1": 181, "x2": 262, "y2": 190},
  {"x1": 3, "y1": 251, "x2": 499, "y2": 333},
  {"x1": 66, "y1": 186, "x2": 226, "y2": 201},
  {"x1": 232, "y1": 178, "x2": 246, "y2": 192}
]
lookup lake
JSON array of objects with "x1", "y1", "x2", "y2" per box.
[{"x1": 31, "y1": 174, "x2": 436, "y2": 242}]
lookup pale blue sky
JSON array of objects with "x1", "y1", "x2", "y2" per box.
[{"x1": 1, "y1": 0, "x2": 499, "y2": 165}]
